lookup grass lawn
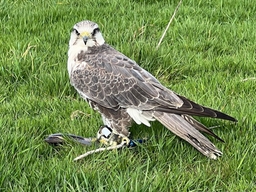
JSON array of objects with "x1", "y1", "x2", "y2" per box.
[{"x1": 1, "y1": 0, "x2": 255, "y2": 191}]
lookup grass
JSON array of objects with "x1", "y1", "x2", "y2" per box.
[{"x1": 1, "y1": 0, "x2": 255, "y2": 191}]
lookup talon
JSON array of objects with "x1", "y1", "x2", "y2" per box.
[
  {"x1": 122, "y1": 137, "x2": 130, "y2": 145},
  {"x1": 97, "y1": 125, "x2": 130, "y2": 146}
]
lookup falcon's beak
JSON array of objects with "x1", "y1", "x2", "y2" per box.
[{"x1": 80, "y1": 31, "x2": 91, "y2": 44}]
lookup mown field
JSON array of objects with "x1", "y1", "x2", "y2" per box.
[{"x1": 0, "y1": 0, "x2": 255, "y2": 191}]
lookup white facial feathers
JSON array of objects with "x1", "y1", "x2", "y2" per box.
[
  {"x1": 69, "y1": 20, "x2": 105, "y2": 48},
  {"x1": 68, "y1": 20, "x2": 105, "y2": 76}
]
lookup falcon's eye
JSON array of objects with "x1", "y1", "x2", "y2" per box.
[
  {"x1": 91, "y1": 27, "x2": 100, "y2": 36},
  {"x1": 71, "y1": 28, "x2": 80, "y2": 36}
]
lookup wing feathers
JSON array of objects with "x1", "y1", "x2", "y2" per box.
[
  {"x1": 71, "y1": 43, "x2": 236, "y2": 123},
  {"x1": 178, "y1": 95, "x2": 237, "y2": 121}
]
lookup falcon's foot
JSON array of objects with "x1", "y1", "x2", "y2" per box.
[
  {"x1": 96, "y1": 125, "x2": 130, "y2": 147},
  {"x1": 74, "y1": 126, "x2": 130, "y2": 161}
]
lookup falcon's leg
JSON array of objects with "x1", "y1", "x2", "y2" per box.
[
  {"x1": 90, "y1": 102, "x2": 134, "y2": 146},
  {"x1": 96, "y1": 125, "x2": 130, "y2": 146}
]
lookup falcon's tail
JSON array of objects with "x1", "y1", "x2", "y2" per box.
[
  {"x1": 152, "y1": 111, "x2": 222, "y2": 159},
  {"x1": 181, "y1": 114, "x2": 224, "y2": 142}
]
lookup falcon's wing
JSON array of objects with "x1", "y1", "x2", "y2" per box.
[
  {"x1": 71, "y1": 44, "x2": 237, "y2": 121},
  {"x1": 71, "y1": 44, "x2": 182, "y2": 109}
]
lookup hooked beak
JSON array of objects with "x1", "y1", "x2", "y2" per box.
[{"x1": 80, "y1": 31, "x2": 91, "y2": 44}]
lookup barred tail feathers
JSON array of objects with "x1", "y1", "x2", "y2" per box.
[{"x1": 153, "y1": 112, "x2": 222, "y2": 159}]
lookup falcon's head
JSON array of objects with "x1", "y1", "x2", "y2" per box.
[{"x1": 69, "y1": 20, "x2": 105, "y2": 48}]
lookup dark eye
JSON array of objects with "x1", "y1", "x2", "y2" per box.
[
  {"x1": 71, "y1": 28, "x2": 80, "y2": 36},
  {"x1": 91, "y1": 27, "x2": 100, "y2": 36}
]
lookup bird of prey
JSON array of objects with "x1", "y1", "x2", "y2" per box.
[{"x1": 68, "y1": 20, "x2": 237, "y2": 159}]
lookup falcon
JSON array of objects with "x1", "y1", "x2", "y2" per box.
[{"x1": 67, "y1": 20, "x2": 237, "y2": 159}]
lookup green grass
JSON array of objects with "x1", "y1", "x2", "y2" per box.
[{"x1": 1, "y1": 0, "x2": 256, "y2": 191}]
